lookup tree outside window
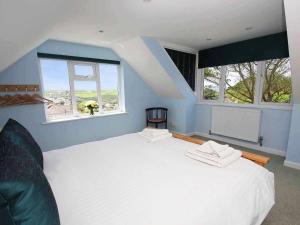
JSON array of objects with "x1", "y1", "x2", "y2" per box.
[
  {"x1": 203, "y1": 67, "x2": 221, "y2": 100},
  {"x1": 262, "y1": 58, "x2": 292, "y2": 103},
  {"x1": 225, "y1": 62, "x2": 257, "y2": 104},
  {"x1": 201, "y1": 58, "x2": 292, "y2": 105}
]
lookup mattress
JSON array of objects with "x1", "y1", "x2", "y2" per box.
[{"x1": 43, "y1": 133, "x2": 274, "y2": 225}]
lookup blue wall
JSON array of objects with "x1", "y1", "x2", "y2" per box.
[
  {"x1": 1, "y1": 39, "x2": 297, "y2": 164},
  {"x1": 142, "y1": 37, "x2": 197, "y2": 134},
  {"x1": 0, "y1": 40, "x2": 161, "y2": 151},
  {"x1": 195, "y1": 104, "x2": 292, "y2": 152}
]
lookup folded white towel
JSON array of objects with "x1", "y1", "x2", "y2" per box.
[
  {"x1": 141, "y1": 128, "x2": 170, "y2": 137},
  {"x1": 139, "y1": 132, "x2": 172, "y2": 142},
  {"x1": 195, "y1": 140, "x2": 230, "y2": 158},
  {"x1": 185, "y1": 149, "x2": 242, "y2": 168},
  {"x1": 208, "y1": 141, "x2": 229, "y2": 154},
  {"x1": 194, "y1": 142, "x2": 215, "y2": 154},
  {"x1": 194, "y1": 147, "x2": 234, "y2": 159},
  {"x1": 214, "y1": 147, "x2": 234, "y2": 158}
]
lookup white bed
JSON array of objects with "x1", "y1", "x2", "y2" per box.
[{"x1": 43, "y1": 133, "x2": 274, "y2": 225}]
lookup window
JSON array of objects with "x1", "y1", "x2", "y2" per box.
[
  {"x1": 74, "y1": 64, "x2": 95, "y2": 78},
  {"x1": 200, "y1": 58, "x2": 292, "y2": 106},
  {"x1": 203, "y1": 67, "x2": 221, "y2": 100},
  {"x1": 40, "y1": 59, "x2": 73, "y2": 120},
  {"x1": 225, "y1": 62, "x2": 257, "y2": 104},
  {"x1": 40, "y1": 58, "x2": 123, "y2": 121},
  {"x1": 99, "y1": 64, "x2": 120, "y2": 111},
  {"x1": 261, "y1": 58, "x2": 292, "y2": 103},
  {"x1": 74, "y1": 80, "x2": 98, "y2": 115}
]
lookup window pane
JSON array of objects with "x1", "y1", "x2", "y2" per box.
[
  {"x1": 40, "y1": 59, "x2": 73, "y2": 120},
  {"x1": 74, "y1": 64, "x2": 95, "y2": 78},
  {"x1": 74, "y1": 81, "x2": 99, "y2": 115},
  {"x1": 99, "y1": 64, "x2": 119, "y2": 111},
  {"x1": 262, "y1": 58, "x2": 292, "y2": 103},
  {"x1": 225, "y1": 62, "x2": 257, "y2": 104},
  {"x1": 203, "y1": 67, "x2": 221, "y2": 100}
]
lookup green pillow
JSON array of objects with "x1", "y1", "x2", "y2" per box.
[
  {"x1": 0, "y1": 119, "x2": 43, "y2": 168},
  {"x1": 0, "y1": 132, "x2": 60, "y2": 225},
  {"x1": 0, "y1": 193, "x2": 14, "y2": 225}
]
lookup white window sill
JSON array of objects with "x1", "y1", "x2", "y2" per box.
[
  {"x1": 42, "y1": 111, "x2": 127, "y2": 125},
  {"x1": 196, "y1": 101, "x2": 293, "y2": 111}
]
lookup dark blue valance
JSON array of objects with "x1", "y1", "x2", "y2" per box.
[
  {"x1": 198, "y1": 32, "x2": 289, "y2": 68},
  {"x1": 37, "y1": 53, "x2": 120, "y2": 65}
]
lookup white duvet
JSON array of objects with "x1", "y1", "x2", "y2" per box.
[{"x1": 43, "y1": 133, "x2": 274, "y2": 225}]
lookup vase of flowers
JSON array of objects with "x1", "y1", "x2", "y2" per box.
[{"x1": 85, "y1": 100, "x2": 99, "y2": 115}]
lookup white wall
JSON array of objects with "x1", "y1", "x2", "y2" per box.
[
  {"x1": 284, "y1": 0, "x2": 300, "y2": 104},
  {"x1": 284, "y1": 0, "x2": 300, "y2": 167}
]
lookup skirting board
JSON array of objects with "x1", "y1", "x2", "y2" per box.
[
  {"x1": 192, "y1": 132, "x2": 286, "y2": 157},
  {"x1": 284, "y1": 160, "x2": 300, "y2": 170}
]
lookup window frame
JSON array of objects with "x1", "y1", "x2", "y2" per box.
[
  {"x1": 223, "y1": 61, "x2": 259, "y2": 105},
  {"x1": 68, "y1": 61, "x2": 102, "y2": 116},
  {"x1": 258, "y1": 59, "x2": 293, "y2": 106},
  {"x1": 199, "y1": 66, "x2": 225, "y2": 103},
  {"x1": 198, "y1": 59, "x2": 293, "y2": 108},
  {"x1": 39, "y1": 58, "x2": 125, "y2": 122}
]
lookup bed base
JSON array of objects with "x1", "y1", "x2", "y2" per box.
[{"x1": 172, "y1": 133, "x2": 270, "y2": 167}]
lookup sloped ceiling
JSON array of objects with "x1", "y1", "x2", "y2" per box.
[
  {"x1": 0, "y1": 0, "x2": 83, "y2": 72},
  {"x1": 113, "y1": 37, "x2": 183, "y2": 98}
]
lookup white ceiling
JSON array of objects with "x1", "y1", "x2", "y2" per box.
[{"x1": 0, "y1": 0, "x2": 286, "y2": 72}]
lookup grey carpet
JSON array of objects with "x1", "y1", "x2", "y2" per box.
[{"x1": 192, "y1": 136, "x2": 300, "y2": 225}]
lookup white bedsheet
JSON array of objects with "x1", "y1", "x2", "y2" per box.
[{"x1": 43, "y1": 133, "x2": 274, "y2": 225}]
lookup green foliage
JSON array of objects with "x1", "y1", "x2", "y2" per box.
[
  {"x1": 203, "y1": 87, "x2": 219, "y2": 100},
  {"x1": 203, "y1": 59, "x2": 292, "y2": 104},
  {"x1": 101, "y1": 90, "x2": 118, "y2": 103},
  {"x1": 75, "y1": 90, "x2": 118, "y2": 113},
  {"x1": 203, "y1": 67, "x2": 221, "y2": 100},
  {"x1": 224, "y1": 63, "x2": 257, "y2": 103},
  {"x1": 75, "y1": 91, "x2": 97, "y2": 113},
  {"x1": 262, "y1": 59, "x2": 292, "y2": 103}
]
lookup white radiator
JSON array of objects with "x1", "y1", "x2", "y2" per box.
[{"x1": 211, "y1": 106, "x2": 261, "y2": 143}]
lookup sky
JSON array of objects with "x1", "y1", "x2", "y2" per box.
[{"x1": 40, "y1": 59, "x2": 118, "y2": 91}]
